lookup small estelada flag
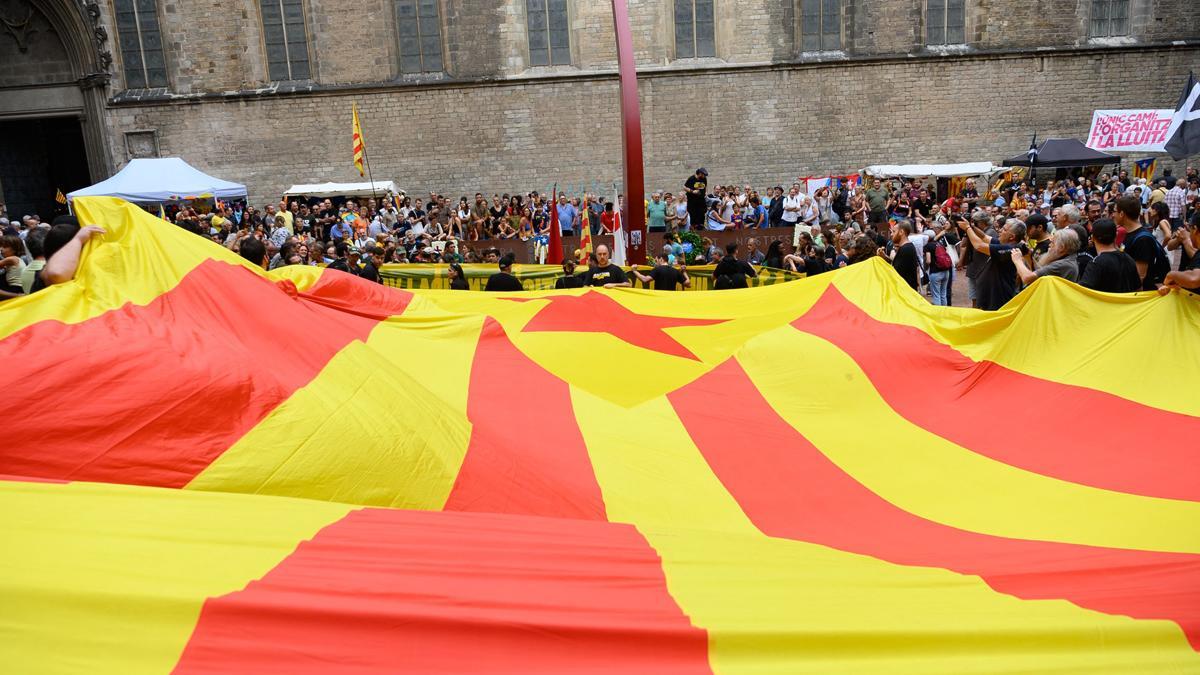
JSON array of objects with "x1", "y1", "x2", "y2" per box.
[
  {"x1": 1132, "y1": 158, "x2": 1157, "y2": 182},
  {"x1": 352, "y1": 104, "x2": 366, "y2": 177},
  {"x1": 55, "y1": 189, "x2": 67, "y2": 205}
]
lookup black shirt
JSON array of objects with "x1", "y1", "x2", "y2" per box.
[
  {"x1": 647, "y1": 264, "x2": 684, "y2": 291},
  {"x1": 1080, "y1": 251, "x2": 1141, "y2": 293},
  {"x1": 1122, "y1": 228, "x2": 1168, "y2": 290},
  {"x1": 582, "y1": 264, "x2": 628, "y2": 287},
  {"x1": 450, "y1": 276, "x2": 470, "y2": 290},
  {"x1": 683, "y1": 175, "x2": 708, "y2": 217},
  {"x1": 484, "y1": 271, "x2": 524, "y2": 292},
  {"x1": 359, "y1": 261, "x2": 382, "y2": 284},
  {"x1": 924, "y1": 239, "x2": 951, "y2": 272},
  {"x1": 892, "y1": 242, "x2": 920, "y2": 290},
  {"x1": 553, "y1": 274, "x2": 585, "y2": 289},
  {"x1": 804, "y1": 255, "x2": 827, "y2": 277},
  {"x1": 977, "y1": 239, "x2": 1026, "y2": 311},
  {"x1": 713, "y1": 257, "x2": 757, "y2": 289}
]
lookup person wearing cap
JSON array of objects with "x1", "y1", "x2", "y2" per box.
[
  {"x1": 683, "y1": 168, "x2": 709, "y2": 233},
  {"x1": 485, "y1": 253, "x2": 524, "y2": 292}
]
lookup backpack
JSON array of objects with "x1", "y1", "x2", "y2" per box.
[
  {"x1": 933, "y1": 241, "x2": 953, "y2": 270},
  {"x1": 1125, "y1": 228, "x2": 1170, "y2": 286}
]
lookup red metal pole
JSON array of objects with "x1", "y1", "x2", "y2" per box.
[{"x1": 611, "y1": 0, "x2": 646, "y2": 265}]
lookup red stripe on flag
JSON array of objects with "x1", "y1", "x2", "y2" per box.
[
  {"x1": 444, "y1": 318, "x2": 608, "y2": 520},
  {"x1": 174, "y1": 508, "x2": 711, "y2": 674},
  {"x1": 791, "y1": 286, "x2": 1200, "y2": 501},
  {"x1": 670, "y1": 359, "x2": 1200, "y2": 650},
  {"x1": 0, "y1": 262, "x2": 407, "y2": 487}
]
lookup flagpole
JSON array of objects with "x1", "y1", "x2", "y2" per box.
[{"x1": 356, "y1": 105, "x2": 380, "y2": 209}]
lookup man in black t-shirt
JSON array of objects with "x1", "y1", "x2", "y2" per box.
[
  {"x1": 358, "y1": 248, "x2": 384, "y2": 284},
  {"x1": 631, "y1": 254, "x2": 690, "y2": 290},
  {"x1": 580, "y1": 244, "x2": 631, "y2": 288},
  {"x1": 485, "y1": 253, "x2": 524, "y2": 292},
  {"x1": 683, "y1": 168, "x2": 709, "y2": 231},
  {"x1": 1113, "y1": 195, "x2": 1168, "y2": 291},
  {"x1": 714, "y1": 242, "x2": 758, "y2": 289},
  {"x1": 889, "y1": 220, "x2": 920, "y2": 290},
  {"x1": 959, "y1": 216, "x2": 1027, "y2": 311},
  {"x1": 554, "y1": 259, "x2": 585, "y2": 289},
  {"x1": 1081, "y1": 219, "x2": 1141, "y2": 293}
]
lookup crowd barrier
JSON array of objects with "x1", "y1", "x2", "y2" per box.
[
  {"x1": 470, "y1": 226, "x2": 800, "y2": 264},
  {"x1": 379, "y1": 263, "x2": 805, "y2": 292}
]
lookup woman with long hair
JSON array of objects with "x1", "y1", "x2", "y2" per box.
[
  {"x1": 447, "y1": 263, "x2": 470, "y2": 290},
  {"x1": 763, "y1": 240, "x2": 784, "y2": 269}
]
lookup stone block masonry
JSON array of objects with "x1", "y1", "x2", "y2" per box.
[{"x1": 105, "y1": 44, "x2": 1198, "y2": 205}]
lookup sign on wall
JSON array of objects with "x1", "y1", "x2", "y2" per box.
[{"x1": 1086, "y1": 109, "x2": 1174, "y2": 153}]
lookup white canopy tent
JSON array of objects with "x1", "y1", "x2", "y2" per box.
[
  {"x1": 862, "y1": 162, "x2": 1004, "y2": 178},
  {"x1": 283, "y1": 181, "x2": 401, "y2": 199},
  {"x1": 67, "y1": 158, "x2": 247, "y2": 203}
]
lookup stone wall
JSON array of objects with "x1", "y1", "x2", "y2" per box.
[{"x1": 103, "y1": 43, "x2": 1200, "y2": 205}]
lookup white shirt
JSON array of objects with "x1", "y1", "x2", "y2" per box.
[{"x1": 782, "y1": 195, "x2": 804, "y2": 223}]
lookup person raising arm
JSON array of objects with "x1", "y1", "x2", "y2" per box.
[{"x1": 40, "y1": 218, "x2": 106, "y2": 288}]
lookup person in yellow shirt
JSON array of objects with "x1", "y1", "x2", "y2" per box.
[{"x1": 277, "y1": 200, "x2": 295, "y2": 235}]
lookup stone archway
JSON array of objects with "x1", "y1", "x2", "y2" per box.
[{"x1": 0, "y1": 0, "x2": 112, "y2": 187}]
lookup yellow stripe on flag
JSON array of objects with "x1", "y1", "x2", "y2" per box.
[
  {"x1": 0, "y1": 479, "x2": 352, "y2": 675},
  {"x1": 741, "y1": 325, "x2": 1200, "y2": 554},
  {"x1": 569, "y1": 390, "x2": 1199, "y2": 674},
  {"x1": 0, "y1": 197, "x2": 264, "y2": 341},
  {"x1": 189, "y1": 305, "x2": 482, "y2": 508},
  {"x1": 831, "y1": 259, "x2": 1200, "y2": 416}
]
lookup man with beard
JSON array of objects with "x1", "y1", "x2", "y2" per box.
[
  {"x1": 1012, "y1": 227, "x2": 1080, "y2": 285},
  {"x1": 683, "y1": 168, "x2": 709, "y2": 233},
  {"x1": 959, "y1": 216, "x2": 1027, "y2": 310}
]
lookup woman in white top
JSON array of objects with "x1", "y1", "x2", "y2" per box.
[
  {"x1": 673, "y1": 198, "x2": 691, "y2": 231},
  {"x1": 1, "y1": 235, "x2": 28, "y2": 297}
]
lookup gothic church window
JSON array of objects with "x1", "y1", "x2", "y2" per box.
[
  {"x1": 115, "y1": 0, "x2": 168, "y2": 88},
  {"x1": 1089, "y1": 0, "x2": 1129, "y2": 37},
  {"x1": 800, "y1": 0, "x2": 841, "y2": 52},
  {"x1": 926, "y1": 0, "x2": 965, "y2": 46},
  {"x1": 261, "y1": 0, "x2": 311, "y2": 81},
  {"x1": 526, "y1": 0, "x2": 570, "y2": 66},
  {"x1": 674, "y1": 0, "x2": 715, "y2": 59},
  {"x1": 397, "y1": 0, "x2": 443, "y2": 73}
]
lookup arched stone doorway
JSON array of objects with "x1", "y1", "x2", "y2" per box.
[{"x1": 0, "y1": 0, "x2": 112, "y2": 219}]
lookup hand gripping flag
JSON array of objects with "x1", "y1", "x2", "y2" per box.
[
  {"x1": 2, "y1": 197, "x2": 1200, "y2": 674},
  {"x1": 352, "y1": 103, "x2": 366, "y2": 177},
  {"x1": 1164, "y1": 71, "x2": 1200, "y2": 161}
]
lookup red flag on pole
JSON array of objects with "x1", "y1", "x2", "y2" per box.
[{"x1": 547, "y1": 186, "x2": 563, "y2": 265}]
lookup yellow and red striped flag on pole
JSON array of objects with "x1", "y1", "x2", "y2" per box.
[
  {"x1": 578, "y1": 204, "x2": 593, "y2": 265},
  {"x1": 352, "y1": 104, "x2": 366, "y2": 177},
  {"x1": 55, "y1": 189, "x2": 67, "y2": 205}
]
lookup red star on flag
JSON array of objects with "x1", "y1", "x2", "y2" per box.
[{"x1": 510, "y1": 292, "x2": 725, "y2": 360}]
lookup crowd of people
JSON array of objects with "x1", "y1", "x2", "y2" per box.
[{"x1": 2, "y1": 164, "x2": 1199, "y2": 301}]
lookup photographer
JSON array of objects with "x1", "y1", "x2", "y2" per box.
[{"x1": 958, "y1": 215, "x2": 1026, "y2": 311}]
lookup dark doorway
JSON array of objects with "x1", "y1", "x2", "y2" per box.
[{"x1": 0, "y1": 116, "x2": 91, "y2": 222}]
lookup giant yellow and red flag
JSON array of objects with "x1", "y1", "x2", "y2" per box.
[
  {"x1": 352, "y1": 103, "x2": 366, "y2": 177},
  {"x1": 2, "y1": 196, "x2": 1199, "y2": 673}
]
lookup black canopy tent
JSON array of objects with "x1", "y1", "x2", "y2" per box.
[{"x1": 1002, "y1": 138, "x2": 1120, "y2": 167}]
